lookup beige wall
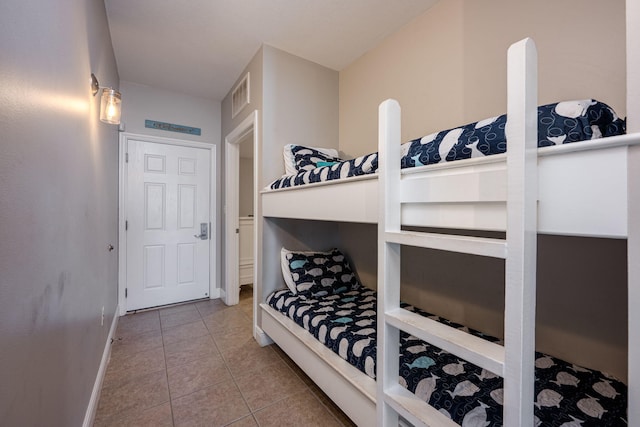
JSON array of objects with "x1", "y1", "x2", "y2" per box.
[
  {"x1": 338, "y1": 0, "x2": 628, "y2": 380},
  {"x1": 340, "y1": 0, "x2": 465, "y2": 157},
  {"x1": 339, "y1": 0, "x2": 626, "y2": 155},
  {"x1": 461, "y1": 0, "x2": 626, "y2": 122}
]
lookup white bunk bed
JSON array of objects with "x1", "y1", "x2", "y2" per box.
[
  {"x1": 262, "y1": 130, "x2": 634, "y2": 239},
  {"x1": 258, "y1": 36, "x2": 639, "y2": 426}
]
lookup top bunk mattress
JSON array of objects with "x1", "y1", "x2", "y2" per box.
[
  {"x1": 267, "y1": 99, "x2": 625, "y2": 190},
  {"x1": 261, "y1": 99, "x2": 638, "y2": 237}
]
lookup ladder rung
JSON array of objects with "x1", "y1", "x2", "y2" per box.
[
  {"x1": 386, "y1": 307, "x2": 505, "y2": 376},
  {"x1": 385, "y1": 384, "x2": 459, "y2": 427},
  {"x1": 384, "y1": 230, "x2": 507, "y2": 259}
]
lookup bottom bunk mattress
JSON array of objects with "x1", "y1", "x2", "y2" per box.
[{"x1": 266, "y1": 287, "x2": 627, "y2": 426}]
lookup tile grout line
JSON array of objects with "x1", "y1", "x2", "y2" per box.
[
  {"x1": 275, "y1": 359, "x2": 350, "y2": 427},
  {"x1": 209, "y1": 304, "x2": 256, "y2": 427},
  {"x1": 97, "y1": 310, "x2": 169, "y2": 426},
  {"x1": 213, "y1": 289, "x2": 289, "y2": 426},
  {"x1": 159, "y1": 313, "x2": 177, "y2": 427},
  {"x1": 308, "y1": 390, "x2": 352, "y2": 427}
]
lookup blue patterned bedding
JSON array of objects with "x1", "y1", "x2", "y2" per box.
[
  {"x1": 266, "y1": 287, "x2": 627, "y2": 426},
  {"x1": 269, "y1": 99, "x2": 625, "y2": 190},
  {"x1": 272, "y1": 152, "x2": 378, "y2": 189}
]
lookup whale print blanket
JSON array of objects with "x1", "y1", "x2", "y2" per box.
[
  {"x1": 269, "y1": 99, "x2": 625, "y2": 190},
  {"x1": 266, "y1": 287, "x2": 627, "y2": 426}
]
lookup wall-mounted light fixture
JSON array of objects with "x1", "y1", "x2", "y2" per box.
[{"x1": 91, "y1": 73, "x2": 122, "y2": 125}]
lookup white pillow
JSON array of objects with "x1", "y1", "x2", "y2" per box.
[{"x1": 283, "y1": 144, "x2": 340, "y2": 176}]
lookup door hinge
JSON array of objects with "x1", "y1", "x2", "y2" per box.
[
  {"x1": 125, "y1": 152, "x2": 129, "y2": 163},
  {"x1": 125, "y1": 288, "x2": 128, "y2": 298},
  {"x1": 236, "y1": 228, "x2": 239, "y2": 234},
  {"x1": 125, "y1": 220, "x2": 128, "y2": 231}
]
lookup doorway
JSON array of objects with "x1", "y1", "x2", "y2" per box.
[
  {"x1": 238, "y1": 133, "x2": 255, "y2": 289},
  {"x1": 118, "y1": 133, "x2": 217, "y2": 314},
  {"x1": 224, "y1": 111, "x2": 258, "y2": 306}
]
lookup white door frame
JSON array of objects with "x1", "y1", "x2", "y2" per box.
[
  {"x1": 118, "y1": 132, "x2": 218, "y2": 315},
  {"x1": 224, "y1": 111, "x2": 258, "y2": 306}
]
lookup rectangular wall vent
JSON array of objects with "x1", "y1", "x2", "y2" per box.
[{"x1": 232, "y1": 72, "x2": 250, "y2": 118}]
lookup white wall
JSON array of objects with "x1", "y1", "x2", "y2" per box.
[
  {"x1": 0, "y1": 1, "x2": 119, "y2": 424},
  {"x1": 120, "y1": 80, "x2": 224, "y2": 293}
]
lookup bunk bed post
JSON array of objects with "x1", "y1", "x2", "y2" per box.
[
  {"x1": 504, "y1": 38, "x2": 538, "y2": 426},
  {"x1": 628, "y1": 136, "x2": 640, "y2": 427},
  {"x1": 627, "y1": 0, "x2": 640, "y2": 424},
  {"x1": 377, "y1": 99, "x2": 402, "y2": 427}
]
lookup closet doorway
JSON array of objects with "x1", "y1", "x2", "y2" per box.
[{"x1": 224, "y1": 111, "x2": 258, "y2": 306}]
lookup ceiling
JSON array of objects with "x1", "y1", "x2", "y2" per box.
[{"x1": 104, "y1": 0, "x2": 438, "y2": 101}]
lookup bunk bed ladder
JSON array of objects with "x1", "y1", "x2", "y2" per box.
[{"x1": 377, "y1": 38, "x2": 538, "y2": 427}]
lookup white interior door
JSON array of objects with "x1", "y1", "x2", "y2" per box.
[{"x1": 126, "y1": 139, "x2": 211, "y2": 310}]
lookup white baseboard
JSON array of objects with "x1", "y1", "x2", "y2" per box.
[
  {"x1": 209, "y1": 287, "x2": 221, "y2": 299},
  {"x1": 83, "y1": 305, "x2": 119, "y2": 427},
  {"x1": 254, "y1": 325, "x2": 273, "y2": 346}
]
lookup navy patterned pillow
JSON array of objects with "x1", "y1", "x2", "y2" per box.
[
  {"x1": 280, "y1": 248, "x2": 360, "y2": 297},
  {"x1": 290, "y1": 145, "x2": 343, "y2": 172},
  {"x1": 401, "y1": 99, "x2": 626, "y2": 168}
]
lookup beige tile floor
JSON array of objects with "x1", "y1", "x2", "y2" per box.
[{"x1": 94, "y1": 286, "x2": 356, "y2": 427}]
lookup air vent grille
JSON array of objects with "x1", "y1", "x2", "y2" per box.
[{"x1": 232, "y1": 73, "x2": 250, "y2": 118}]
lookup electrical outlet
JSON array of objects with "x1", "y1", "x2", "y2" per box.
[{"x1": 101, "y1": 306, "x2": 105, "y2": 326}]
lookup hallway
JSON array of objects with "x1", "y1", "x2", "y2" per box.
[{"x1": 94, "y1": 286, "x2": 355, "y2": 426}]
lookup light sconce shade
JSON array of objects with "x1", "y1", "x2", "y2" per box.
[
  {"x1": 91, "y1": 73, "x2": 122, "y2": 125},
  {"x1": 100, "y1": 88, "x2": 122, "y2": 124}
]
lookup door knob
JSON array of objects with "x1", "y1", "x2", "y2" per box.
[{"x1": 194, "y1": 223, "x2": 209, "y2": 240}]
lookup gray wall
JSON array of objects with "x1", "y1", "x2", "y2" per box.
[
  {"x1": 0, "y1": 1, "x2": 119, "y2": 425},
  {"x1": 220, "y1": 47, "x2": 264, "y2": 306},
  {"x1": 261, "y1": 45, "x2": 340, "y2": 185},
  {"x1": 260, "y1": 47, "x2": 340, "y2": 309},
  {"x1": 221, "y1": 46, "x2": 340, "y2": 332}
]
